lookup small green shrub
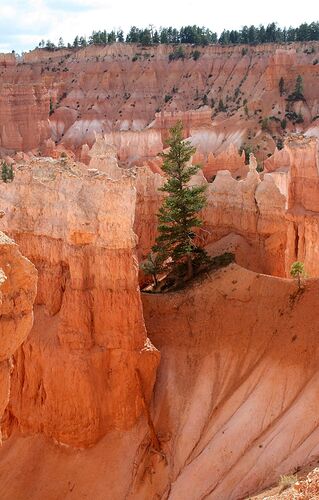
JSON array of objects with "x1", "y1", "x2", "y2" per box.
[
  {"x1": 1, "y1": 161, "x2": 14, "y2": 183},
  {"x1": 218, "y1": 99, "x2": 227, "y2": 112},
  {"x1": 290, "y1": 261, "x2": 306, "y2": 289},
  {"x1": 49, "y1": 97, "x2": 54, "y2": 116},
  {"x1": 169, "y1": 46, "x2": 185, "y2": 61},
  {"x1": 191, "y1": 50, "x2": 201, "y2": 60}
]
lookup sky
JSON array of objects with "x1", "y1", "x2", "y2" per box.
[{"x1": 0, "y1": 0, "x2": 318, "y2": 53}]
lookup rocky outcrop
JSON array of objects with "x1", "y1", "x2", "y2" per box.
[
  {"x1": 0, "y1": 82, "x2": 50, "y2": 151},
  {"x1": 264, "y1": 146, "x2": 290, "y2": 173},
  {"x1": 0, "y1": 232, "x2": 37, "y2": 436},
  {"x1": 194, "y1": 143, "x2": 248, "y2": 180},
  {"x1": 0, "y1": 155, "x2": 159, "y2": 447},
  {"x1": 286, "y1": 135, "x2": 319, "y2": 211}
]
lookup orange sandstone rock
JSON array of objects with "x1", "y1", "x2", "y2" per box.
[
  {"x1": 0, "y1": 153, "x2": 159, "y2": 447},
  {"x1": 0, "y1": 232, "x2": 37, "y2": 435}
]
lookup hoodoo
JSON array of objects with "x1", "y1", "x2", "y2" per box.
[{"x1": 1, "y1": 13, "x2": 319, "y2": 500}]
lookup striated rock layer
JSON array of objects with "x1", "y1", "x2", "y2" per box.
[
  {"x1": 0, "y1": 42, "x2": 319, "y2": 163},
  {"x1": 0, "y1": 156, "x2": 159, "y2": 447}
]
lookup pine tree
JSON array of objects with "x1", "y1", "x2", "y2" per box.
[
  {"x1": 140, "y1": 252, "x2": 162, "y2": 287},
  {"x1": 1, "y1": 161, "x2": 8, "y2": 182},
  {"x1": 279, "y1": 77, "x2": 285, "y2": 96},
  {"x1": 294, "y1": 75, "x2": 304, "y2": 99},
  {"x1": 151, "y1": 121, "x2": 208, "y2": 281},
  {"x1": 1, "y1": 161, "x2": 14, "y2": 183},
  {"x1": 290, "y1": 261, "x2": 306, "y2": 289},
  {"x1": 7, "y1": 164, "x2": 14, "y2": 181}
]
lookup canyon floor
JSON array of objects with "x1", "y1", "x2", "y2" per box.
[{"x1": 0, "y1": 42, "x2": 319, "y2": 499}]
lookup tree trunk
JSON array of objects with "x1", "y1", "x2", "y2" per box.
[
  {"x1": 298, "y1": 273, "x2": 301, "y2": 289},
  {"x1": 152, "y1": 273, "x2": 158, "y2": 288}
]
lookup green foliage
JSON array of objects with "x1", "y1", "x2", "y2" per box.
[
  {"x1": 290, "y1": 261, "x2": 306, "y2": 289},
  {"x1": 295, "y1": 75, "x2": 304, "y2": 96},
  {"x1": 1, "y1": 161, "x2": 14, "y2": 183},
  {"x1": 276, "y1": 138, "x2": 284, "y2": 150},
  {"x1": 239, "y1": 144, "x2": 254, "y2": 164},
  {"x1": 140, "y1": 253, "x2": 163, "y2": 287},
  {"x1": 37, "y1": 21, "x2": 319, "y2": 52},
  {"x1": 149, "y1": 121, "x2": 208, "y2": 281},
  {"x1": 288, "y1": 75, "x2": 305, "y2": 101},
  {"x1": 279, "y1": 77, "x2": 285, "y2": 96},
  {"x1": 218, "y1": 99, "x2": 226, "y2": 112},
  {"x1": 191, "y1": 50, "x2": 201, "y2": 60},
  {"x1": 49, "y1": 97, "x2": 54, "y2": 116},
  {"x1": 168, "y1": 46, "x2": 185, "y2": 61},
  {"x1": 281, "y1": 118, "x2": 287, "y2": 129},
  {"x1": 164, "y1": 94, "x2": 172, "y2": 103}
]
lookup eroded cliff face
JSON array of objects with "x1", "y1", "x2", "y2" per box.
[
  {"x1": 140, "y1": 265, "x2": 319, "y2": 499},
  {"x1": 1, "y1": 42, "x2": 319, "y2": 163},
  {"x1": 1, "y1": 126, "x2": 319, "y2": 498},
  {"x1": 0, "y1": 154, "x2": 159, "y2": 447},
  {"x1": 135, "y1": 135, "x2": 319, "y2": 281},
  {"x1": 1, "y1": 265, "x2": 319, "y2": 499},
  {"x1": 0, "y1": 232, "x2": 37, "y2": 435}
]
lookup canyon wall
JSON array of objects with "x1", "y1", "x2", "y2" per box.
[
  {"x1": 0, "y1": 155, "x2": 159, "y2": 447},
  {"x1": 0, "y1": 42, "x2": 319, "y2": 163},
  {"x1": 0, "y1": 232, "x2": 37, "y2": 436},
  {"x1": 1, "y1": 264, "x2": 319, "y2": 499},
  {"x1": 135, "y1": 135, "x2": 319, "y2": 280}
]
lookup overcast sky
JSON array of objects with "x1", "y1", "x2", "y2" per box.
[{"x1": 0, "y1": 0, "x2": 318, "y2": 53}]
